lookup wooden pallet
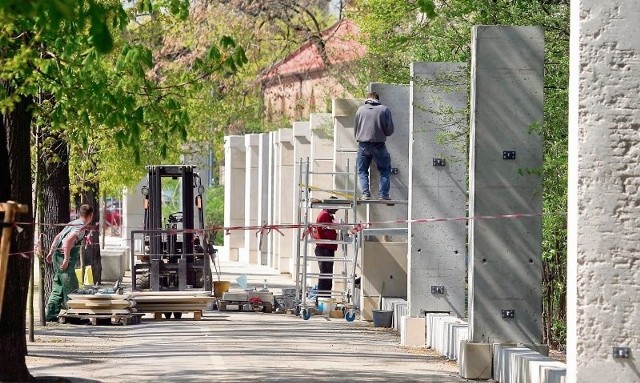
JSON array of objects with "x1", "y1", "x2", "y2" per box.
[{"x1": 58, "y1": 311, "x2": 143, "y2": 326}]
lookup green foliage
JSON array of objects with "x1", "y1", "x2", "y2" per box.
[
  {"x1": 204, "y1": 186, "x2": 224, "y2": 245},
  {"x1": 350, "y1": 0, "x2": 569, "y2": 348}
]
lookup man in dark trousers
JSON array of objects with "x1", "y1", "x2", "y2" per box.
[
  {"x1": 354, "y1": 91, "x2": 395, "y2": 200},
  {"x1": 45, "y1": 204, "x2": 94, "y2": 321},
  {"x1": 314, "y1": 205, "x2": 338, "y2": 297}
]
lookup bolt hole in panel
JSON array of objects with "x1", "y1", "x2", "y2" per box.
[
  {"x1": 433, "y1": 158, "x2": 446, "y2": 166},
  {"x1": 501, "y1": 309, "x2": 515, "y2": 319},
  {"x1": 613, "y1": 347, "x2": 631, "y2": 359},
  {"x1": 503, "y1": 150, "x2": 516, "y2": 160}
]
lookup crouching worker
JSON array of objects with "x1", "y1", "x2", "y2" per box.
[{"x1": 45, "y1": 204, "x2": 94, "y2": 322}]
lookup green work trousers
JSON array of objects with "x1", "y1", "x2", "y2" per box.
[{"x1": 45, "y1": 247, "x2": 80, "y2": 321}]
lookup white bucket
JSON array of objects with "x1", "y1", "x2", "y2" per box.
[{"x1": 318, "y1": 298, "x2": 336, "y2": 316}]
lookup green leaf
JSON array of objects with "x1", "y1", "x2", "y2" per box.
[
  {"x1": 89, "y1": 18, "x2": 114, "y2": 53},
  {"x1": 207, "y1": 45, "x2": 221, "y2": 61},
  {"x1": 417, "y1": 0, "x2": 437, "y2": 19}
]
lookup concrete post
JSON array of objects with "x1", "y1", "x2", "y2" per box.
[
  {"x1": 332, "y1": 99, "x2": 362, "y2": 194},
  {"x1": 241, "y1": 134, "x2": 260, "y2": 264},
  {"x1": 309, "y1": 113, "x2": 334, "y2": 200},
  {"x1": 223, "y1": 136, "x2": 246, "y2": 262},
  {"x1": 408, "y1": 62, "x2": 468, "y2": 319},
  {"x1": 257, "y1": 133, "x2": 270, "y2": 266},
  {"x1": 367, "y1": 83, "x2": 410, "y2": 236},
  {"x1": 467, "y1": 25, "x2": 544, "y2": 345},
  {"x1": 267, "y1": 132, "x2": 277, "y2": 268},
  {"x1": 275, "y1": 129, "x2": 294, "y2": 273},
  {"x1": 568, "y1": 2, "x2": 640, "y2": 381}
]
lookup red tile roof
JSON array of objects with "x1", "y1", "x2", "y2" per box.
[{"x1": 262, "y1": 19, "x2": 365, "y2": 81}]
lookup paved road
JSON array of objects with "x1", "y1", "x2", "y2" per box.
[
  {"x1": 28, "y1": 312, "x2": 465, "y2": 383},
  {"x1": 27, "y1": 259, "x2": 468, "y2": 382}
]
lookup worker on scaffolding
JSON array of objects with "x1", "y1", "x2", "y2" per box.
[
  {"x1": 45, "y1": 204, "x2": 94, "y2": 322},
  {"x1": 354, "y1": 91, "x2": 395, "y2": 200},
  {"x1": 313, "y1": 203, "x2": 338, "y2": 298}
]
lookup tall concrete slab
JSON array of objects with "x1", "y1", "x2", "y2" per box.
[
  {"x1": 267, "y1": 132, "x2": 277, "y2": 268},
  {"x1": 408, "y1": 62, "x2": 468, "y2": 318},
  {"x1": 223, "y1": 135, "x2": 246, "y2": 262},
  {"x1": 275, "y1": 129, "x2": 294, "y2": 273},
  {"x1": 241, "y1": 134, "x2": 260, "y2": 264},
  {"x1": 468, "y1": 26, "x2": 544, "y2": 344},
  {"x1": 332, "y1": 99, "x2": 362, "y2": 195},
  {"x1": 257, "y1": 133, "x2": 270, "y2": 265},
  {"x1": 367, "y1": 84, "x2": 410, "y2": 237},
  {"x1": 309, "y1": 113, "x2": 335, "y2": 200},
  {"x1": 569, "y1": 2, "x2": 640, "y2": 381},
  {"x1": 292, "y1": 122, "x2": 313, "y2": 277}
]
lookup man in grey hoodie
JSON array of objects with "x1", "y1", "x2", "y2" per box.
[{"x1": 354, "y1": 91, "x2": 395, "y2": 200}]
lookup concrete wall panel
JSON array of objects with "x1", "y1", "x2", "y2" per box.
[
  {"x1": 408, "y1": 63, "x2": 468, "y2": 318},
  {"x1": 223, "y1": 136, "x2": 246, "y2": 261},
  {"x1": 569, "y1": 1, "x2": 640, "y2": 381},
  {"x1": 468, "y1": 26, "x2": 544, "y2": 344}
]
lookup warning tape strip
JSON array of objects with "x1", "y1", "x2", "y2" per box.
[{"x1": 7, "y1": 211, "x2": 564, "y2": 258}]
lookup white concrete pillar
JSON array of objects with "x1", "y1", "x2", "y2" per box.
[
  {"x1": 223, "y1": 136, "x2": 246, "y2": 262},
  {"x1": 257, "y1": 133, "x2": 270, "y2": 266},
  {"x1": 568, "y1": 1, "x2": 640, "y2": 381},
  {"x1": 241, "y1": 134, "x2": 260, "y2": 264},
  {"x1": 275, "y1": 129, "x2": 294, "y2": 273},
  {"x1": 309, "y1": 113, "x2": 335, "y2": 200},
  {"x1": 267, "y1": 132, "x2": 277, "y2": 268}
]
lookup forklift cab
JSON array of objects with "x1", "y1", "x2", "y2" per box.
[{"x1": 130, "y1": 165, "x2": 213, "y2": 291}]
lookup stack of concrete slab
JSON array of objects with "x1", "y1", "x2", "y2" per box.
[
  {"x1": 61, "y1": 292, "x2": 140, "y2": 325},
  {"x1": 493, "y1": 345, "x2": 566, "y2": 383}
]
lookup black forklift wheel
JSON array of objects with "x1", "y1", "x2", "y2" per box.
[
  {"x1": 173, "y1": 312, "x2": 183, "y2": 319},
  {"x1": 163, "y1": 312, "x2": 172, "y2": 319}
]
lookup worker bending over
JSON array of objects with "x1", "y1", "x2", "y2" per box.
[{"x1": 45, "y1": 204, "x2": 94, "y2": 322}]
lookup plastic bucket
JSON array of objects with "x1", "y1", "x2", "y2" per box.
[
  {"x1": 213, "y1": 281, "x2": 230, "y2": 297},
  {"x1": 317, "y1": 298, "x2": 336, "y2": 316},
  {"x1": 372, "y1": 310, "x2": 393, "y2": 328}
]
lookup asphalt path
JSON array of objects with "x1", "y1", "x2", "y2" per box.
[{"x1": 28, "y1": 311, "x2": 466, "y2": 383}]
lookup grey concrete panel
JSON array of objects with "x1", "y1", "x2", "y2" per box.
[
  {"x1": 468, "y1": 26, "x2": 544, "y2": 344},
  {"x1": 570, "y1": 1, "x2": 640, "y2": 381},
  {"x1": 257, "y1": 133, "x2": 270, "y2": 265},
  {"x1": 276, "y1": 128, "x2": 295, "y2": 273},
  {"x1": 243, "y1": 134, "x2": 260, "y2": 264},
  {"x1": 267, "y1": 132, "x2": 277, "y2": 268},
  {"x1": 367, "y1": 84, "x2": 410, "y2": 239},
  {"x1": 408, "y1": 63, "x2": 468, "y2": 318},
  {"x1": 333, "y1": 100, "x2": 361, "y2": 200},
  {"x1": 309, "y1": 113, "x2": 334, "y2": 201},
  {"x1": 223, "y1": 136, "x2": 246, "y2": 261}
]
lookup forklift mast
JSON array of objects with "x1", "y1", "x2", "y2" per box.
[{"x1": 131, "y1": 165, "x2": 210, "y2": 292}]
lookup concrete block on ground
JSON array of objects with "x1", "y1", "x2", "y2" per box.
[
  {"x1": 459, "y1": 341, "x2": 492, "y2": 380},
  {"x1": 100, "y1": 249, "x2": 126, "y2": 282},
  {"x1": 493, "y1": 345, "x2": 566, "y2": 383},
  {"x1": 426, "y1": 313, "x2": 450, "y2": 349},
  {"x1": 401, "y1": 316, "x2": 426, "y2": 347}
]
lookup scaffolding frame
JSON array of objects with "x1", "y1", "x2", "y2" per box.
[{"x1": 294, "y1": 157, "x2": 361, "y2": 321}]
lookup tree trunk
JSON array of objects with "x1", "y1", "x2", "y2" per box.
[
  {"x1": 39, "y1": 128, "x2": 70, "y2": 304},
  {"x1": 0, "y1": 83, "x2": 34, "y2": 382},
  {"x1": 80, "y1": 180, "x2": 101, "y2": 285}
]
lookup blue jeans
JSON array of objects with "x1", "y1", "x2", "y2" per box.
[{"x1": 357, "y1": 142, "x2": 391, "y2": 198}]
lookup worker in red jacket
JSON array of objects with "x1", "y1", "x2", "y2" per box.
[{"x1": 314, "y1": 206, "x2": 338, "y2": 297}]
